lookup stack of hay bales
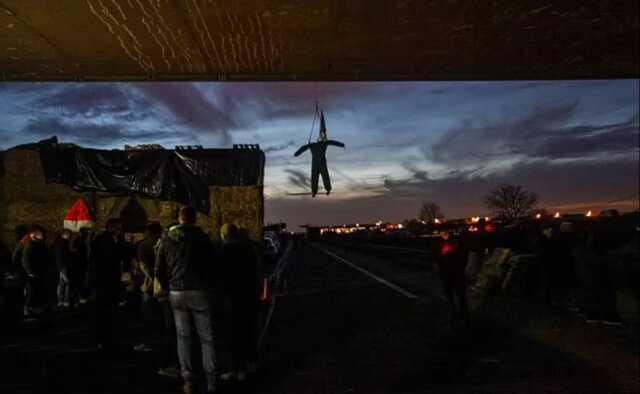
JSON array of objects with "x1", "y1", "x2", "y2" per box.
[
  {"x1": 0, "y1": 147, "x2": 264, "y2": 249},
  {"x1": 0, "y1": 149, "x2": 84, "y2": 245},
  {"x1": 472, "y1": 248, "x2": 512, "y2": 296}
]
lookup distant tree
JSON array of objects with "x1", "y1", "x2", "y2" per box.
[
  {"x1": 484, "y1": 184, "x2": 538, "y2": 222},
  {"x1": 419, "y1": 202, "x2": 443, "y2": 223}
]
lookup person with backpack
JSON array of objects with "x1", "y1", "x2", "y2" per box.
[
  {"x1": 89, "y1": 218, "x2": 125, "y2": 352},
  {"x1": 219, "y1": 223, "x2": 260, "y2": 382},
  {"x1": 155, "y1": 206, "x2": 217, "y2": 394}
]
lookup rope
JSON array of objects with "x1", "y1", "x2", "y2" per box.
[{"x1": 306, "y1": 101, "x2": 319, "y2": 144}]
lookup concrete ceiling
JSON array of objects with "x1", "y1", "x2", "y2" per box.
[{"x1": 0, "y1": 0, "x2": 638, "y2": 81}]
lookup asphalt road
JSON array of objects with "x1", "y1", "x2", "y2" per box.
[{"x1": 1, "y1": 240, "x2": 637, "y2": 393}]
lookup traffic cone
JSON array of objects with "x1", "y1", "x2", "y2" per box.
[{"x1": 259, "y1": 277, "x2": 270, "y2": 302}]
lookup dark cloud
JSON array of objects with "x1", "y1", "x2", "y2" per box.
[
  {"x1": 528, "y1": 115, "x2": 639, "y2": 159},
  {"x1": 263, "y1": 140, "x2": 295, "y2": 153},
  {"x1": 34, "y1": 84, "x2": 132, "y2": 116},
  {"x1": 22, "y1": 116, "x2": 171, "y2": 146},
  {"x1": 129, "y1": 82, "x2": 378, "y2": 143},
  {"x1": 179, "y1": 82, "x2": 383, "y2": 137},
  {"x1": 428, "y1": 101, "x2": 639, "y2": 167},
  {"x1": 133, "y1": 83, "x2": 232, "y2": 142},
  {"x1": 401, "y1": 162, "x2": 429, "y2": 182},
  {"x1": 283, "y1": 168, "x2": 311, "y2": 190},
  {"x1": 2, "y1": 82, "x2": 381, "y2": 145}
]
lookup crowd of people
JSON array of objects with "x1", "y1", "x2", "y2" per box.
[
  {"x1": 0, "y1": 206, "x2": 262, "y2": 394},
  {"x1": 433, "y1": 214, "x2": 639, "y2": 328}
]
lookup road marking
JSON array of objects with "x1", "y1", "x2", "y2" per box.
[{"x1": 317, "y1": 247, "x2": 419, "y2": 300}]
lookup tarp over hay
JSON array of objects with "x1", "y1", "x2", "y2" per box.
[
  {"x1": 0, "y1": 137, "x2": 265, "y2": 246},
  {"x1": 6, "y1": 137, "x2": 264, "y2": 214}
]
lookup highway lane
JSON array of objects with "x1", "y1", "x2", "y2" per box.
[
  {"x1": 0, "y1": 239, "x2": 625, "y2": 393},
  {"x1": 257, "y1": 241, "x2": 614, "y2": 394}
]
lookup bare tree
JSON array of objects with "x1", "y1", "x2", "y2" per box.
[
  {"x1": 484, "y1": 184, "x2": 538, "y2": 221},
  {"x1": 419, "y1": 202, "x2": 443, "y2": 223}
]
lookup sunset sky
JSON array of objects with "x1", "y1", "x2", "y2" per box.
[{"x1": 1, "y1": 80, "x2": 638, "y2": 229}]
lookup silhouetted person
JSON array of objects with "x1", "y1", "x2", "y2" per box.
[
  {"x1": 434, "y1": 230, "x2": 470, "y2": 326},
  {"x1": 54, "y1": 229, "x2": 74, "y2": 309},
  {"x1": 294, "y1": 111, "x2": 345, "y2": 197},
  {"x1": 154, "y1": 224, "x2": 179, "y2": 378},
  {"x1": 71, "y1": 227, "x2": 90, "y2": 303},
  {"x1": 588, "y1": 218, "x2": 625, "y2": 325},
  {"x1": 1, "y1": 238, "x2": 23, "y2": 331},
  {"x1": 89, "y1": 218, "x2": 125, "y2": 352},
  {"x1": 132, "y1": 222, "x2": 163, "y2": 353},
  {"x1": 21, "y1": 225, "x2": 48, "y2": 317},
  {"x1": 0, "y1": 239, "x2": 10, "y2": 276},
  {"x1": 156, "y1": 206, "x2": 217, "y2": 394},
  {"x1": 219, "y1": 224, "x2": 259, "y2": 382},
  {"x1": 539, "y1": 223, "x2": 577, "y2": 309}
]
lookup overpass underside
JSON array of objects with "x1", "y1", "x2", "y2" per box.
[{"x1": 0, "y1": 0, "x2": 638, "y2": 81}]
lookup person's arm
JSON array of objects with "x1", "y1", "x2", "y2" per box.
[
  {"x1": 294, "y1": 144, "x2": 310, "y2": 157},
  {"x1": 154, "y1": 238, "x2": 169, "y2": 290},
  {"x1": 326, "y1": 140, "x2": 345, "y2": 148},
  {"x1": 21, "y1": 241, "x2": 34, "y2": 276},
  {"x1": 137, "y1": 242, "x2": 153, "y2": 281}
]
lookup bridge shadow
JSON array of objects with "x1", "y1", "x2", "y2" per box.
[{"x1": 253, "y1": 243, "x2": 620, "y2": 394}]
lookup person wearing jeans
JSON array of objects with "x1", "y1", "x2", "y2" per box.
[
  {"x1": 170, "y1": 291, "x2": 216, "y2": 383},
  {"x1": 55, "y1": 229, "x2": 73, "y2": 308},
  {"x1": 21, "y1": 226, "x2": 48, "y2": 316},
  {"x1": 156, "y1": 206, "x2": 216, "y2": 394}
]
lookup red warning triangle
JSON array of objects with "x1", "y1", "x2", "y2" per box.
[{"x1": 63, "y1": 198, "x2": 95, "y2": 232}]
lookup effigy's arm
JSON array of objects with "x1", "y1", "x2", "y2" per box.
[
  {"x1": 294, "y1": 144, "x2": 310, "y2": 156},
  {"x1": 327, "y1": 140, "x2": 345, "y2": 148}
]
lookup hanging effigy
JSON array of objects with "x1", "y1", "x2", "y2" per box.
[{"x1": 294, "y1": 105, "x2": 345, "y2": 197}]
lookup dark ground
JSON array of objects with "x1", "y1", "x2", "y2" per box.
[{"x1": 1, "y1": 240, "x2": 638, "y2": 393}]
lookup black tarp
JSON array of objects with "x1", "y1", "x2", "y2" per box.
[{"x1": 1, "y1": 137, "x2": 264, "y2": 214}]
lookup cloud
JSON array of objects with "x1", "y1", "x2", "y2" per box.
[
  {"x1": 383, "y1": 155, "x2": 638, "y2": 212},
  {"x1": 269, "y1": 154, "x2": 639, "y2": 229},
  {"x1": 21, "y1": 116, "x2": 171, "y2": 146},
  {"x1": 33, "y1": 84, "x2": 133, "y2": 116},
  {"x1": 263, "y1": 140, "x2": 295, "y2": 153},
  {"x1": 283, "y1": 168, "x2": 311, "y2": 190},
  {"x1": 428, "y1": 101, "x2": 639, "y2": 168},
  {"x1": 528, "y1": 113, "x2": 639, "y2": 159},
  {"x1": 133, "y1": 83, "x2": 232, "y2": 142},
  {"x1": 429, "y1": 101, "x2": 578, "y2": 165},
  {"x1": 401, "y1": 162, "x2": 429, "y2": 182}
]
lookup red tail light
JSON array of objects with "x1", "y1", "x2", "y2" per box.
[{"x1": 441, "y1": 242, "x2": 455, "y2": 255}]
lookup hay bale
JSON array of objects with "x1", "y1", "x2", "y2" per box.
[
  {"x1": 473, "y1": 248, "x2": 512, "y2": 296},
  {"x1": 1, "y1": 149, "x2": 265, "y2": 248}
]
